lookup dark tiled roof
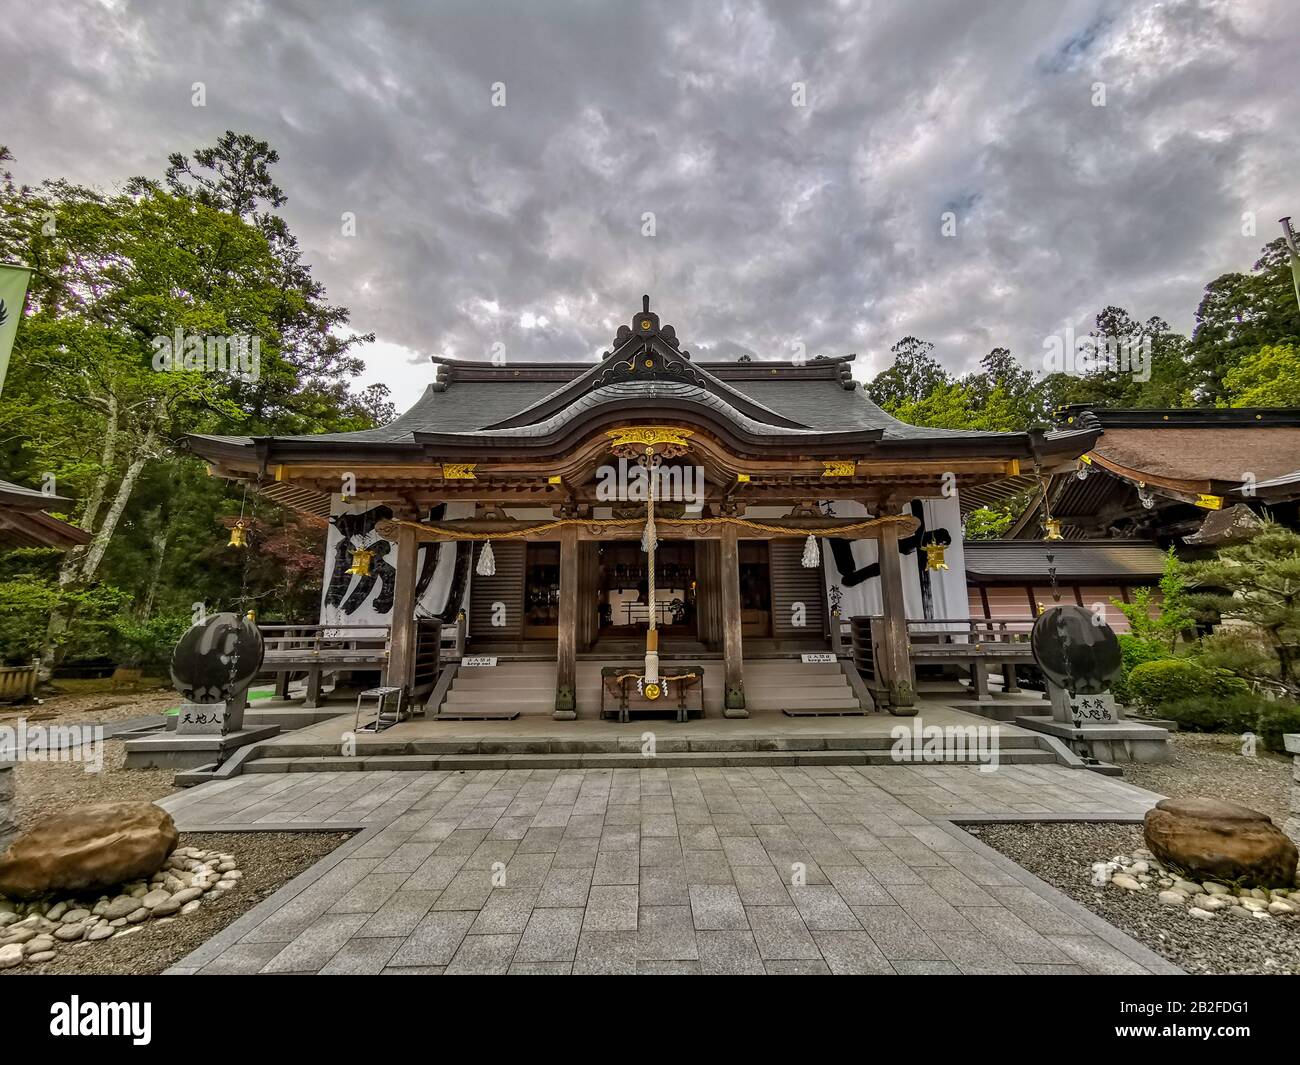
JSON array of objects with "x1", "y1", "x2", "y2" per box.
[{"x1": 964, "y1": 540, "x2": 1167, "y2": 580}]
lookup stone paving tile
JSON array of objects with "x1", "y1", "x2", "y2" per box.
[
  {"x1": 745, "y1": 905, "x2": 820, "y2": 960},
  {"x1": 639, "y1": 864, "x2": 690, "y2": 906},
  {"x1": 731, "y1": 863, "x2": 793, "y2": 906},
  {"x1": 1046, "y1": 934, "x2": 1151, "y2": 975},
  {"x1": 470, "y1": 888, "x2": 539, "y2": 934},
  {"x1": 583, "y1": 885, "x2": 639, "y2": 931},
  {"x1": 592, "y1": 849, "x2": 639, "y2": 886},
  {"x1": 171, "y1": 765, "x2": 1173, "y2": 978},
  {"x1": 327, "y1": 872, "x2": 409, "y2": 915},
  {"x1": 929, "y1": 930, "x2": 1025, "y2": 975},
  {"x1": 388, "y1": 911, "x2": 476, "y2": 967},
  {"x1": 885, "y1": 884, "x2": 975, "y2": 932},
  {"x1": 813, "y1": 931, "x2": 893, "y2": 974},
  {"x1": 516, "y1": 907, "x2": 584, "y2": 962},
  {"x1": 446, "y1": 933, "x2": 521, "y2": 974},
  {"x1": 319, "y1": 936, "x2": 404, "y2": 975},
  {"x1": 358, "y1": 890, "x2": 439, "y2": 938},
  {"x1": 688, "y1": 885, "x2": 749, "y2": 930},
  {"x1": 893, "y1": 959, "x2": 961, "y2": 974},
  {"x1": 636, "y1": 906, "x2": 699, "y2": 960},
  {"x1": 574, "y1": 930, "x2": 638, "y2": 974},
  {"x1": 260, "y1": 913, "x2": 370, "y2": 973},
  {"x1": 538, "y1": 866, "x2": 593, "y2": 908},
  {"x1": 764, "y1": 959, "x2": 831, "y2": 974},
  {"x1": 199, "y1": 941, "x2": 288, "y2": 975},
  {"x1": 697, "y1": 931, "x2": 766, "y2": 974},
  {"x1": 788, "y1": 886, "x2": 861, "y2": 931}
]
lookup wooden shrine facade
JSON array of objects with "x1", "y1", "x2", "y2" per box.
[{"x1": 188, "y1": 297, "x2": 1098, "y2": 714}]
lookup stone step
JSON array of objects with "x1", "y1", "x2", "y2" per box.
[
  {"x1": 253, "y1": 731, "x2": 1049, "y2": 758},
  {"x1": 240, "y1": 747, "x2": 1056, "y2": 773}
]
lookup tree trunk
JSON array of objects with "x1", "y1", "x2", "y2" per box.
[
  {"x1": 39, "y1": 431, "x2": 154, "y2": 674},
  {"x1": 140, "y1": 516, "x2": 172, "y2": 618},
  {"x1": 78, "y1": 446, "x2": 150, "y2": 582}
]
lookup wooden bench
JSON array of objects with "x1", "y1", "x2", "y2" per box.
[
  {"x1": 600, "y1": 665, "x2": 705, "y2": 723},
  {"x1": 906, "y1": 618, "x2": 1036, "y2": 698}
]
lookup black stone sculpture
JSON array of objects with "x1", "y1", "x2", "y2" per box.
[
  {"x1": 170, "y1": 612, "x2": 264, "y2": 705},
  {"x1": 1030, "y1": 603, "x2": 1121, "y2": 695}
]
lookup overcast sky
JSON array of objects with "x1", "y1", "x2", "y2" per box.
[{"x1": 3, "y1": 0, "x2": 1297, "y2": 401}]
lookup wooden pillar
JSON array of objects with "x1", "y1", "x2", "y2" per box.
[
  {"x1": 877, "y1": 522, "x2": 916, "y2": 713},
  {"x1": 387, "y1": 524, "x2": 419, "y2": 693},
  {"x1": 554, "y1": 526, "x2": 578, "y2": 719},
  {"x1": 719, "y1": 526, "x2": 747, "y2": 716}
]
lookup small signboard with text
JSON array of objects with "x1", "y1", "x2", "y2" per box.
[
  {"x1": 1070, "y1": 692, "x2": 1117, "y2": 724},
  {"x1": 800, "y1": 653, "x2": 836, "y2": 664},
  {"x1": 461, "y1": 656, "x2": 498, "y2": 668}
]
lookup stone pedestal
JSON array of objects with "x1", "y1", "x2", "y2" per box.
[
  {"x1": 122, "y1": 725, "x2": 280, "y2": 770},
  {"x1": 1285, "y1": 734, "x2": 1300, "y2": 846}
]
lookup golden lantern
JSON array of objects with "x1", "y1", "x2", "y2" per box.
[
  {"x1": 923, "y1": 543, "x2": 948, "y2": 571},
  {"x1": 346, "y1": 546, "x2": 374, "y2": 577},
  {"x1": 227, "y1": 520, "x2": 248, "y2": 549},
  {"x1": 1044, "y1": 518, "x2": 1064, "y2": 541}
]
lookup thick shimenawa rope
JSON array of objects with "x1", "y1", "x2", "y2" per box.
[{"x1": 383, "y1": 513, "x2": 911, "y2": 541}]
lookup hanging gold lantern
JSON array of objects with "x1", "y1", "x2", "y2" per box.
[
  {"x1": 1044, "y1": 518, "x2": 1064, "y2": 541},
  {"x1": 227, "y1": 520, "x2": 248, "y2": 549},
  {"x1": 923, "y1": 543, "x2": 948, "y2": 571},
  {"x1": 346, "y1": 546, "x2": 374, "y2": 576}
]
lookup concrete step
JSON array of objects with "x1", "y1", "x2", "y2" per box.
[
  {"x1": 253, "y1": 730, "x2": 1050, "y2": 758},
  {"x1": 240, "y1": 747, "x2": 1056, "y2": 772}
]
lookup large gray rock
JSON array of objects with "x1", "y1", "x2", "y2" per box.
[
  {"x1": 0, "y1": 762, "x2": 15, "y2": 854},
  {"x1": 1144, "y1": 796, "x2": 1299, "y2": 888},
  {"x1": 0, "y1": 802, "x2": 178, "y2": 900}
]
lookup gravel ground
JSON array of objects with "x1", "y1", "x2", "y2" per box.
[
  {"x1": 12, "y1": 739, "x2": 179, "y2": 830},
  {"x1": 3, "y1": 830, "x2": 352, "y2": 976},
  {"x1": 2, "y1": 681, "x2": 175, "y2": 728},
  {"x1": 1121, "y1": 731, "x2": 1294, "y2": 825},
  {"x1": 969, "y1": 821, "x2": 1300, "y2": 975}
]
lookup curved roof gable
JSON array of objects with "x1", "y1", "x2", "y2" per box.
[{"x1": 481, "y1": 296, "x2": 810, "y2": 432}]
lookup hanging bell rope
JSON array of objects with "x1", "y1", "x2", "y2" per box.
[
  {"x1": 476, "y1": 539, "x2": 496, "y2": 577},
  {"x1": 643, "y1": 448, "x2": 660, "y2": 688},
  {"x1": 801, "y1": 533, "x2": 820, "y2": 568}
]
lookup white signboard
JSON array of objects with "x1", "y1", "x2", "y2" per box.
[
  {"x1": 801, "y1": 653, "x2": 836, "y2": 664},
  {"x1": 1070, "y1": 693, "x2": 1117, "y2": 723},
  {"x1": 462, "y1": 656, "x2": 498, "y2": 668}
]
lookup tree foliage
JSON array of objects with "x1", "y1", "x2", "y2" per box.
[{"x1": 0, "y1": 135, "x2": 389, "y2": 667}]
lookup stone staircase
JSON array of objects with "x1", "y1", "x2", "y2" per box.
[
  {"x1": 234, "y1": 730, "x2": 1058, "y2": 774},
  {"x1": 432, "y1": 656, "x2": 865, "y2": 718},
  {"x1": 435, "y1": 660, "x2": 556, "y2": 718},
  {"x1": 743, "y1": 658, "x2": 865, "y2": 715}
]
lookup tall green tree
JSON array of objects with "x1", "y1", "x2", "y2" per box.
[
  {"x1": 1189, "y1": 237, "x2": 1300, "y2": 403},
  {"x1": 1182, "y1": 524, "x2": 1300, "y2": 689}
]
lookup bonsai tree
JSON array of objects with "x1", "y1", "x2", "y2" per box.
[{"x1": 1182, "y1": 523, "x2": 1300, "y2": 694}]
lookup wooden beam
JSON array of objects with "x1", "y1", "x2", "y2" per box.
[
  {"x1": 554, "y1": 525, "x2": 579, "y2": 719},
  {"x1": 877, "y1": 522, "x2": 916, "y2": 713},
  {"x1": 386, "y1": 523, "x2": 419, "y2": 694},
  {"x1": 719, "y1": 524, "x2": 746, "y2": 716}
]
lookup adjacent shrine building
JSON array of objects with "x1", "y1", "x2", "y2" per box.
[{"x1": 188, "y1": 299, "x2": 1097, "y2": 717}]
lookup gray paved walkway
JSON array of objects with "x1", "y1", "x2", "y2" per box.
[{"x1": 162, "y1": 765, "x2": 1178, "y2": 975}]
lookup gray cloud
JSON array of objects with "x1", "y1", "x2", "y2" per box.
[{"x1": 3, "y1": 0, "x2": 1295, "y2": 400}]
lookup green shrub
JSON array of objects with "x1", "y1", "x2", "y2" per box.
[
  {"x1": 1160, "y1": 692, "x2": 1300, "y2": 753},
  {"x1": 1127, "y1": 658, "x2": 1249, "y2": 713},
  {"x1": 1113, "y1": 635, "x2": 1172, "y2": 704}
]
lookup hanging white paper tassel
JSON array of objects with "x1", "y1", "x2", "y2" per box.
[
  {"x1": 476, "y1": 540, "x2": 496, "y2": 577},
  {"x1": 641, "y1": 517, "x2": 655, "y2": 553},
  {"x1": 801, "y1": 533, "x2": 820, "y2": 568}
]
